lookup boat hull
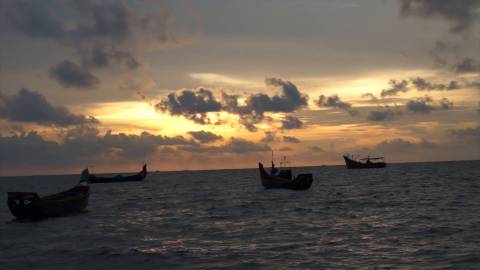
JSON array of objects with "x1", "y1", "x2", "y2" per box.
[
  {"x1": 89, "y1": 165, "x2": 147, "y2": 184},
  {"x1": 7, "y1": 186, "x2": 89, "y2": 219},
  {"x1": 343, "y1": 156, "x2": 386, "y2": 169},
  {"x1": 259, "y1": 163, "x2": 313, "y2": 190}
]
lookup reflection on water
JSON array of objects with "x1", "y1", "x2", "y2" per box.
[{"x1": 0, "y1": 161, "x2": 479, "y2": 269}]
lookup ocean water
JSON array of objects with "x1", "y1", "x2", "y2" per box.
[{"x1": 0, "y1": 160, "x2": 479, "y2": 269}]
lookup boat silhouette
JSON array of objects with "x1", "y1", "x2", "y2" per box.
[{"x1": 343, "y1": 154, "x2": 386, "y2": 169}]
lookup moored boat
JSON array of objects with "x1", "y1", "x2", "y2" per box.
[
  {"x1": 258, "y1": 162, "x2": 313, "y2": 190},
  {"x1": 88, "y1": 164, "x2": 147, "y2": 183},
  {"x1": 7, "y1": 169, "x2": 90, "y2": 220},
  {"x1": 343, "y1": 154, "x2": 386, "y2": 169}
]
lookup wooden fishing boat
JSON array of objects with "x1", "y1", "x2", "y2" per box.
[
  {"x1": 259, "y1": 163, "x2": 313, "y2": 190},
  {"x1": 343, "y1": 155, "x2": 386, "y2": 169},
  {"x1": 88, "y1": 164, "x2": 147, "y2": 183},
  {"x1": 7, "y1": 169, "x2": 90, "y2": 220}
]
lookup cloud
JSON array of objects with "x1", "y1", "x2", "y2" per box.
[
  {"x1": 361, "y1": 93, "x2": 379, "y2": 102},
  {"x1": 405, "y1": 96, "x2": 453, "y2": 113},
  {"x1": 1, "y1": 0, "x2": 63, "y2": 38},
  {"x1": 281, "y1": 115, "x2": 303, "y2": 130},
  {"x1": 278, "y1": 146, "x2": 293, "y2": 152},
  {"x1": 2, "y1": 0, "x2": 172, "y2": 46},
  {"x1": 399, "y1": 0, "x2": 480, "y2": 33},
  {"x1": 380, "y1": 80, "x2": 409, "y2": 97},
  {"x1": 156, "y1": 78, "x2": 308, "y2": 131},
  {"x1": 155, "y1": 88, "x2": 222, "y2": 124},
  {"x1": 406, "y1": 96, "x2": 435, "y2": 114},
  {"x1": 258, "y1": 78, "x2": 308, "y2": 113},
  {"x1": 428, "y1": 40, "x2": 461, "y2": 67},
  {"x1": 0, "y1": 88, "x2": 99, "y2": 126},
  {"x1": 188, "y1": 130, "x2": 223, "y2": 143},
  {"x1": 50, "y1": 60, "x2": 99, "y2": 89},
  {"x1": 283, "y1": 136, "x2": 301, "y2": 143},
  {"x1": 373, "y1": 138, "x2": 434, "y2": 153},
  {"x1": 450, "y1": 126, "x2": 480, "y2": 139},
  {"x1": 316, "y1": 94, "x2": 359, "y2": 116},
  {"x1": 79, "y1": 44, "x2": 141, "y2": 70},
  {"x1": 261, "y1": 131, "x2": 276, "y2": 143},
  {"x1": 226, "y1": 78, "x2": 308, "y2": 116},
  {"x1": 367, "y1": 107, "x2": 397, "y2": 121},
  {"x1": 0, "y1": 128, "x2": 192, "y2": 169},
  {"x1": 454, "y1": 58, "x2": 480, "y2": 73},
  {"x1": 439, "y1": 97, "x2": 453, "y2": 109},
  {"x1": 358, "y1": 136, "x2": 480, "y2": 162},
  {"x1": 2, "y1": 0, "x2": 175, "y2": 88},
  {"x1": 467, "y1": 80, "x2": 480, "y2": 90},
  {"x1": 309, "y1": 146, "x2": 325, "y2": 152},
  {"x1": 410, "y1": 77, "x2": 460, "y2": 91},
  {"x1": 178, "y1": 137, "x2": 271, "y2": 153}
]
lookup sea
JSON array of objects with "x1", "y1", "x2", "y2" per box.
[{"x1": 0, "y1": 160, "x2": 479, "y2": 269}]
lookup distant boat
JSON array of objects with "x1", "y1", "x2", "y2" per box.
[
  {"x1": 258, "y1": 162, "x2": 313, "y2": 190},
  {"x1": 88, "y1": 164, "x2": 147, "y2": 184},
  {"x1": 343, "y1": 154, "x2": 386, "y2": 169},
  {"x1": 7, "y1": 169, "x2": 90, "y2": 220}
]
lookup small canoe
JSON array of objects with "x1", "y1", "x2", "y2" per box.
[
  {"x1": 7, "y1": 169, "x2": 90, "y2": 220},
  {"x1": 88, "y1": 164, "x2": 147, "y2": 184},
  {"x1": 259, "y1": 163, "x2": 313, "y2": 190}
]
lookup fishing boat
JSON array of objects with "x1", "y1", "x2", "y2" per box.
[
  {"x1": 343, "y1": 154, "x2": 386, "y2": 169},
  {"x1": 7, "y1": 169, "x2": 90, "y2": 220},
  {"x1": 88, "y1": 164, "x2": 147, "y2": 183},
  {"x1": 258, "y1": 153, "x2": 313, "y2": 190}
]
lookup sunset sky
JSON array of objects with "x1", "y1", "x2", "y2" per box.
[{"x1": 0, "y1": 0, "x2": 479, "y2": 176}]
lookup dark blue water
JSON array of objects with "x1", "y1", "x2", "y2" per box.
[{"x1": 1, "y1": 161, "x2": 479, "y2": 269}]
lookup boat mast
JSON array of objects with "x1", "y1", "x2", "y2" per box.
[{"x1": 271, "y1": 150, "x2": 274, "y2": 168}]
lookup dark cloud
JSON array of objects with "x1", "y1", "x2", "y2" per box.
[
  {"x1": 361, "y1": 93, "x2": 379, "y2": 102},
  {"x1": 411, "y1": 77, "x2": 460, "y2": 91},
  {"x1": 406, "y1": 96, "x2": 435, "y2": 114},
  {"x1": 432, "y1": 40, "x2": 460, "y2": 54},
  {"x1": 317, "y1": 94, "x2": 352, "y2": 110},
  {"x1": 1, "y1": 0, "x2": 63, "y2": 38},
  {"x1": 380, "y1": 80, "x2": 409, "y2": 97},
  {"x1": 0, "y1": 128, "x2": 192, "y2": 169},
  {"x1": 178, "y1": 137, "x2": 271, "y2": 153},
  {"x1": 439, "y1": 97, "x2": 453, "y2": 109},
  {"x1": 316, "y1": 94, "x2": 359, "y2": 116},
  {"x1": 454, "y1": 58, "x2": 480, "y2": 73},
  {"x1": 281, "y1": 115, "x2": 303, "y2": 130},
  {"x1": 1, "y1": 0, "x2": 170, "y2": 45},
  {"x1": 467, "y1": 80, "x2": 480, "y2": 90},
  {"x1": 50, "y1": 60, "x2": 99, "y2": 89},
  {"x1": 405, "y1": 96, "x2": 453, "y2": 113},
  {"x1": 260, "y1": 131, "x2": 276, "y2": 143},
  {"x1": 309, "y1": 146, "x2": 325, "y2": 152},
  {"x1": 367, "y1": 107, "x2": 397, "y2": 121},
  {"x1": 2, "y1": 0, "x2": 173, "y2": 87},
  {"x1": 450, "y1": 126, "x2": 480, "y2": 139},
  {"x1": 399, "y1": 0, "x2": 480, "y2": 33},
  {"x1": 0, "y1": 88, "x2": 98, "y2": 126},
  {"x1": 256, "y1": 78, "x2": 308, "y2": 113},
  {"x1": 226, "y1": 78, "x2": 308, "y2": 117},
  {"x1": 155, "y1": 88, "x2": 222, "y2": 125},
  {"x1": 188, "y1": 130, "x2": 223, "y2": 143},
  {"x1": 79, "y1": 44, "x2": 141, "y2": 70},
  {"x1": 428, "y1": 40, "x2": 460, "y2": 67},
  {"x1": 157, "y1": 78, "x2": 308, "y2": 131},
  {"x1": 374, "y1": 138, "x2": 434, "y2": 153},
  {"x1": 278, "y1": 146, "x2": 293, "y2": 152},
  {"x1": 283, "y1": 136, "x2": 301, "y2": 143}
]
